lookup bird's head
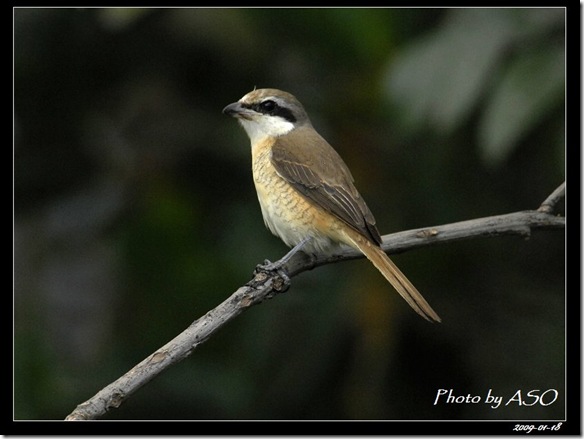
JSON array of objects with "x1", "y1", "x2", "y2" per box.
[{"x1": 223, "y1": 88, "x2": 311, "y2": 143}]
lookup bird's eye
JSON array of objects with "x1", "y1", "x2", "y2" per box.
[{"x1": 259, "y1": 100, "x2": 276, "y2": 113}]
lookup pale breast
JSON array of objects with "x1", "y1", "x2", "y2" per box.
[{"x1": 251, "y1": 137, "x2": 343, "y2": 254}]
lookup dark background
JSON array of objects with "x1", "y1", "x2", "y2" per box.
[{"x1": 14, "y1": 7, "x2": 566, "y2": 422}]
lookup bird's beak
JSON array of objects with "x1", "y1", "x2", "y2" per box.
[
  {"x1": 223, "y1": 102, "x2": 243, "y2": 116},
  {"x1": 222, "y1": 102, "x2": 241, "y2": 115},
  {"x1": 223, "y1": 101, "x2": 256, "y2": 120}
]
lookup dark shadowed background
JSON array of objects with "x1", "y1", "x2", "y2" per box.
[{"x1": 14, "y1": 7, "x2": 566, "y2": 421}]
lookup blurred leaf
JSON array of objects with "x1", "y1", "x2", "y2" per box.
[
  {"x1": 97, "y1": 8, "x2": 154, "y2": 31},
  {"x1": 326, "y1": 8, "x2": 394, "y2": 64},
  {"x1": 384, "y1": 8, "x2": 517, "y2": 133},
  {"x1": 478, "y1": 44, "x2": 565, "y2": 166}
]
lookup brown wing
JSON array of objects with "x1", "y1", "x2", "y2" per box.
[{"x1": 271, "y1": 125, "x2": 382, "y2": 245}]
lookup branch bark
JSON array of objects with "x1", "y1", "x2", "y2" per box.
[{"x1": 65, "y1": 183, "x2": 565, "y2": 421}]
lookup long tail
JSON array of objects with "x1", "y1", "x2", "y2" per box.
[{"x1": 343, "y1": 229, "x2": 441, "y2": 323}]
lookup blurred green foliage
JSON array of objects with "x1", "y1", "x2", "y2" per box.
[{"x1": 14, "y1": 7, "x2": 565, "y2": 422}]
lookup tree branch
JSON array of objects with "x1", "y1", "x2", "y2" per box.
[
  {"x1": 537, "y1": 181, "x2": 565, "y2": 213},
  {"x1": 65, "y1": 183, "x2": 565, "y2": 421}
]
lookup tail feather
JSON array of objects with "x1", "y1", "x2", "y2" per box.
[{"x1": 344, "y1": 230, "x2": 441, "y2": 323}]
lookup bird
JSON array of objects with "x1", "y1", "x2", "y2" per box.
[{"x1": 223, "y1": 88, "x2": 440, "y2": 322}]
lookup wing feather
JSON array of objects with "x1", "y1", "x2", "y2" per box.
[{"x1": 271, "y1": 126, "x2": 382, "y2": 245}]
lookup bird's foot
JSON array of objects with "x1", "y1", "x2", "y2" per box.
[{"x1": 254, "y1": 259, "x2": 291, "y2": 293}]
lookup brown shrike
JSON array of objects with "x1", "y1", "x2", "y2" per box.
[{"x1": 223, "y1": 88, "x2": 440, "y2": 322}]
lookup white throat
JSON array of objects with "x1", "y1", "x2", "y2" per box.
[{"x1": 238, "y1": 114, "x2": 295, "y2": 144}]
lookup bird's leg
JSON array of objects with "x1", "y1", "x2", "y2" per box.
[{"x1": 255, "y1": 236, "x2": 312, "y2": 283}]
